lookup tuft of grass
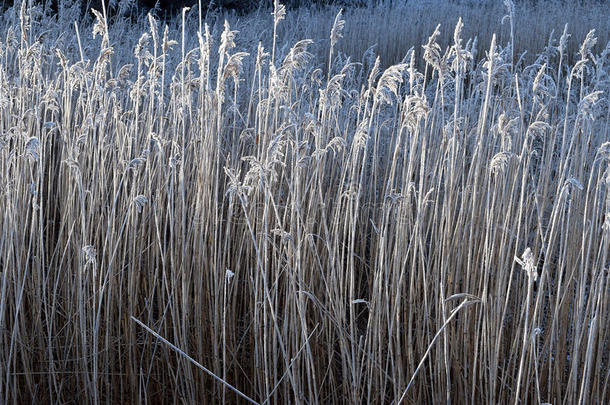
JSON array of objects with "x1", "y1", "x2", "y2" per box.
[{"x1": 0, "y1": 0, "x2": 608, "y2": 403}]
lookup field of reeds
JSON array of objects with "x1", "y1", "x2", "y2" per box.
[{"x1": 0, "y1": 0, "x2": 609, "y2": 403}]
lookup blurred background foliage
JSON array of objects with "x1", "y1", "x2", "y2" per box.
[{"x1": 4, "y1": 0, "x2": 604, "y2": 18}]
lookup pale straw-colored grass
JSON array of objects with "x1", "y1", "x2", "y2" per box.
[{"x1": 0, "y1": 0, "x2": 608, "y2": 403}]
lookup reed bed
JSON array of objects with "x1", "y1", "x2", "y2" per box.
[{"x1": 0, "y1": 0, "x2": 608, "y2": 403}]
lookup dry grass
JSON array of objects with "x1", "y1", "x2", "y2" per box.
[{"x1": 0, "y1": 0, "x2": 609, "y2": 403}]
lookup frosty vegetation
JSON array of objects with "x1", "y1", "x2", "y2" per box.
[{"x1": 0, "y1": 0, "x2": 608, "y2": 403}]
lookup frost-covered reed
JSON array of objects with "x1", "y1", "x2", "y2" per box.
[{"x1": 0, "y1": 0, "x2": 608, "y2": 403}]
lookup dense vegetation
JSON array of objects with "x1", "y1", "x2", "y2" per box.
[
  {"x1": 0, "y1": 0, "x2": 608, "y2": 403},
  {"x1": 2, "y1": 0, "x2": 373, "y2": 16},
  {"x1": 2, "y1": 0, "x2": 609, "y2": 17}
]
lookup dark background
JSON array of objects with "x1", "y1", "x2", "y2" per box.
[
  {"x1": 2, "y1": 0, "x2": 606, "y2": 19},
  {"x1": 4, "y1": 0, "x2": 366, "y2": 16}
]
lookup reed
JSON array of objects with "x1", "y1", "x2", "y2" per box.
[{"x1": 0, "y1": 0, "x2": 608, "y2": 403}]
